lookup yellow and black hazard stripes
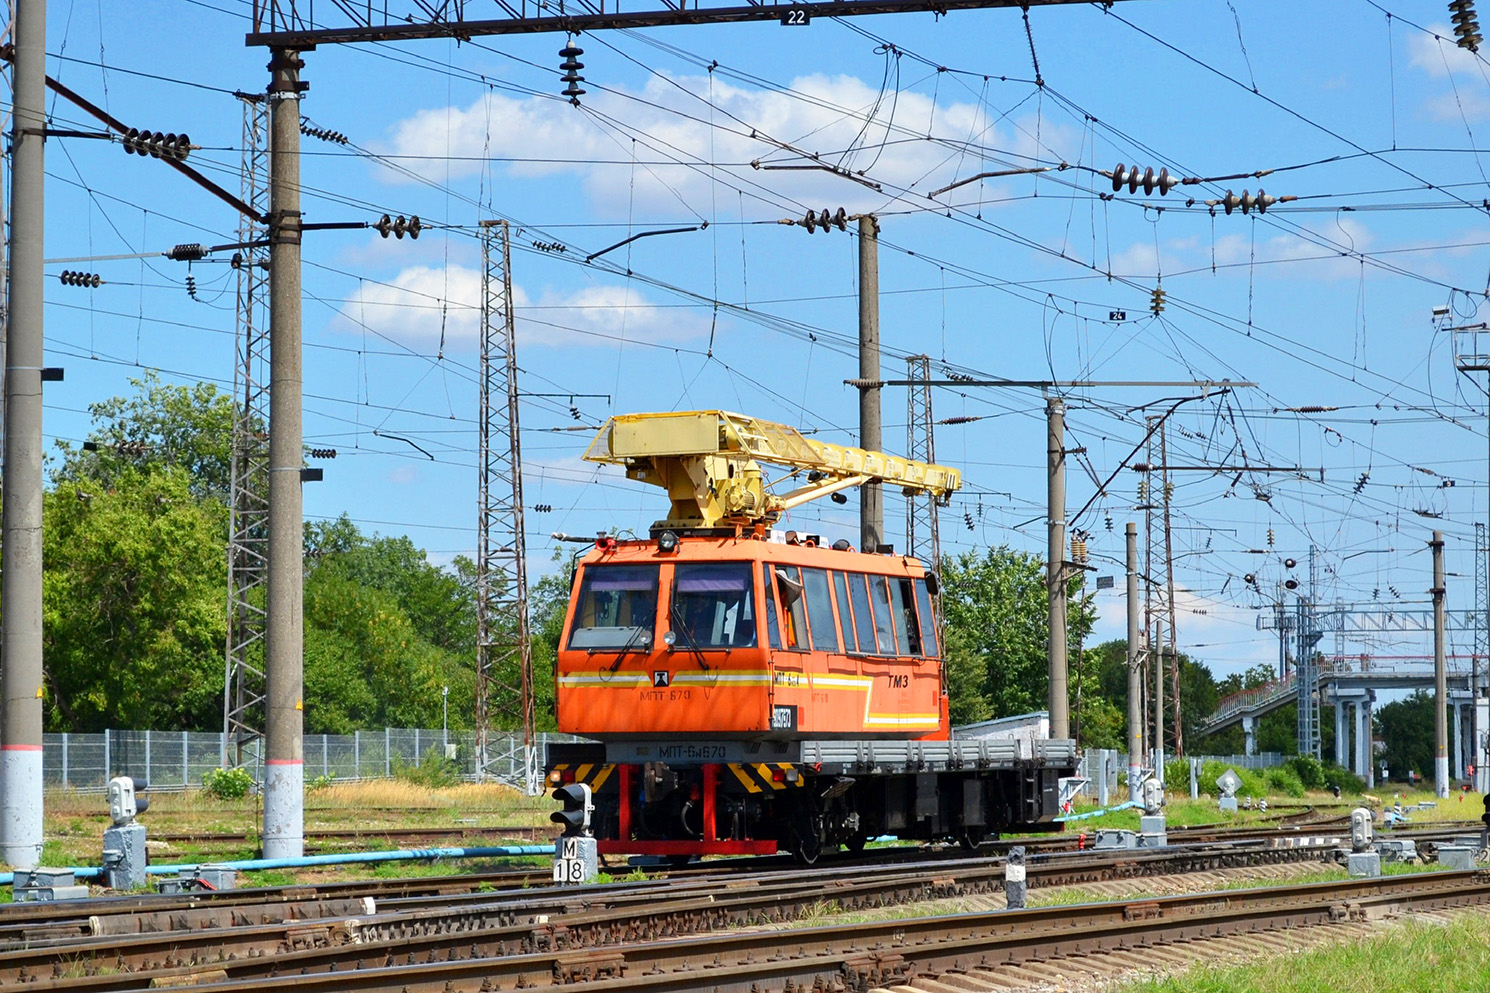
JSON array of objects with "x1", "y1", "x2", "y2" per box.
[
  {"x1": 726, "y1": 762, "x2": 806, "y2": 794},
  {"x1": 548, "y1": 762, "x2": 616, "y2": 793}
]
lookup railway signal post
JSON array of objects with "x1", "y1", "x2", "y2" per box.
[{"x1": 552, "y1": 784, "x2": 598, "y2": 884}]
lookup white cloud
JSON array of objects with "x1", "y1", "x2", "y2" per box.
[
  {"x1": 1408, "y1": 25, "x2": 1490, "y2": 121},
  {"x1": 1102, "y1": 217, "x2": 1375, "y2": 283},
  {"x1": 330, "y1": 263, "x2": 710, "y2": 349},
  {"x1": 1407, "y1": 24, "x2": 1483, "y2": 79},
  {"x1": 389, "y1": 465, "x2": 419, "y2": 485},
  {"x1": 1425, "y1": 89, "x2": 1490, "y2": 122},
  {"x1": 375, "y1": 73, "x2": 1052, "y2": 215},
  {"x1": 333, "y1": 263, "x2": 487, "y2": 347},
  {"x1": 1091, "y1": 583, "x2": 1276, "y2": 680}
]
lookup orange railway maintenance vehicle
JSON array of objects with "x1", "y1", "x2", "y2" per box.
[{"x1": 546, "y1": 411, "x2": 1076, "y2": 862}]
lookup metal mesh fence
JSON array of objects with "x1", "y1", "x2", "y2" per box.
[{"x1": 41, "y1": 729, "x2": 583, "y2": 793}]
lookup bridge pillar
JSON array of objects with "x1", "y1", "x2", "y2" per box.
[
  {"x1": 1358, "y1": 694, "x2": 1375, "y2": 788},
  {"x1": 1242, "y1": 715, "x2": 1257, "y2": 757},
  {"x1": 1454, "y1": 702, "x2": 1464, "y2": 781},
  {"x1": 1334, "y1": 693, "x2": 1347, "y2": 768},
  {"x1": 1477, "y1": 694, "x2": 1490, "y2": 794}
]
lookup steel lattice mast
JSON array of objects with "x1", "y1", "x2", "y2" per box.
[
  {"x1": 904, "y1": 355, "x2": 939, "y2": 563},
  {"x1": 904, "y1": 355, "x2": 941, "y2": 638},
  {"x1": 1295, "y1": 546, "x2": 1323, "y2": 760},
  {"x1": 222, "y1": 93, "x2": 272, "y2": 768},
  {"x1": 476, "y1": 219, "x2": 537, "y2": 794},
  {"x1": 1476, "y1": 522, "x2": 1488, "y2": 694}
]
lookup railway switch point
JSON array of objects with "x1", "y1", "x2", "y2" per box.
[
  {"x1": 156, "y1": 865, "x2": 240, "y2": 894},
  {"x1": 1438, "y1": 845, "x2": 1476, "y2": 870},
  {"x1": 11, "y1": 867, "x2": 90, "y2": 902},
  {"x1": 1093, "y1": 829, "x2": 1139, "y2": 850},
  {"x1": 1375, "y1": 839, "x2": 1418, "y2": 863}
]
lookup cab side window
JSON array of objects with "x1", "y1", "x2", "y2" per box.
[
  {"x1": 913, "y1": 578, "x2": 940, "y2": 657},
  {"x1": 762, "y1": 563, "x2": 783, "y2": 650},
  {"x1": 802, "y1": 568, "x2": 841, "y2": 652},
  {"x1": 774, "y1": 565, "x2": 809, "y2": 651},
  {"x1": 869, "y1": 576, "x2": 896, "y2": 654},
  {"x1": 847, "y1": 572, "x2": 878, "y2": 653},
  {"x1": 831, "y1": 571, "x2": 857, "y2": 653},
  {"x1": 894, "y1": 578, "x2": 922, "y2": 655}
]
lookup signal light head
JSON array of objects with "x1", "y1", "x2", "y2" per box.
[{"x1": 551, "y1": 782, "x2": 594, "y2": 837}]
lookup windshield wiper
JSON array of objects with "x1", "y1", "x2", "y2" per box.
[
  {"x1": 590, "y1": 623, "x2": 653, "y2": 672},
  {"x1": 669, "y1": 602, "x2": 712, "y2": 672}
]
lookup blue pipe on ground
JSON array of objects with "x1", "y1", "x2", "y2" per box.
[{"x1": 1052, "y1": 799, "x2": 1139, "y2": 822}]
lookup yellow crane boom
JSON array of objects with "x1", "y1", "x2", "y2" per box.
[{"x1": 583, "y1": 410, "x2": 962, "y2": 532}]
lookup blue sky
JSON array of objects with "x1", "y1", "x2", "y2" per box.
[{"x1": 26, "y1": 0, "x2": 1490, "y2": 680}]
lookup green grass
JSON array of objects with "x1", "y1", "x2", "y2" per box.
[
  {"x1": 1113, "y1": 912, "x2": 1490, "y2": 992},
  {"x1": 15, "y1": 780, "x2": 555, "y2": 874},
  {"x1": 1055, "y1": 795, "x2": 1286, "y2": 832}
]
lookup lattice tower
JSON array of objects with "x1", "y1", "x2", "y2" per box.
[
  {"x1": 904, "y1": 355, "x2": 941, "y2": 612},
  {"x1": 222, "y1": 93, "x2": 271, "y2": 767},
  {"x1": 1476, "y1": 522, "x2": 1488, "y2": 689},
  {"x1": 476, "y1": 219, "x2": 537, "y2": 794},
  {"x1": 1295, "y1": 546, "x2": 1323, "y2": 759}
]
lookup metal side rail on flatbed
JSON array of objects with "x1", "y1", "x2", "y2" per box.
[{"x1": 602, "y1": 737, "x2": 1077, "y2": 771}]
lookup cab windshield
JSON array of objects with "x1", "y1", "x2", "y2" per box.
[
  {"x1": 568, "y1": 564, "x2": 659, "y2": 650},
  {"x1": 670, "y1": 563, "x2": 757, "y2": 650}
]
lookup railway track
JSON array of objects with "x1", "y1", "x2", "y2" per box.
[
  {"x1": 0, "y1": 841, "x2": 1346, "y2": 987},
  {"x1": 5, "y1": 813, "x2": 1482, "y2": 992},
  {"x1": 8, "y1": 864, "x2": 1484, "y2": 992}
]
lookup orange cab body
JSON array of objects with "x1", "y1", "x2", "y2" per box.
[{"x1": 555, "y1": 533, "x2": 947, "y2": 742}]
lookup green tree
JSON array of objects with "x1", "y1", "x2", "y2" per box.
[
  {"x1": 940, "y1": 546, "x2": 1095, "y2": 723},
  {"x1": 526, "y1": 571, "x2": 573, "y2": 731},
  {"x1": 42, "y1": 468, "x2": 228, "y2": 731},
  {"x1": 301, "y1": 516, "x2": 476, "y2": 733},
  {"x1": 52, "y1": 372, "x2": 238, "y2": 502},
  {"x1": 303, "y1": 569, "x2": 468, "y2": 733},
  {"x1": 1216, "y1": 663, "x2": 1277, "y2": 698},
  {"x1": 1073, "y1": 639, "x2": 1221, "y2": 753},
  {"x1": 1376, "y1": 690, "x2": 1434, "y2": 781},
  {"x1": 1174, "y1": 653, "x2": 1221, "y2": 750},
  {"x1": 306, "y1": 515, "x2": 475, "y2": 654}
]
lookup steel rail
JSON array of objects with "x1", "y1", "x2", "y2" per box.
[
  {"x1": 77, "y1": 870, "x2": 1485, "y2": 993},
  {"x1": 2, "y1": 843, "x2": 1341, "y2": 989}
]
